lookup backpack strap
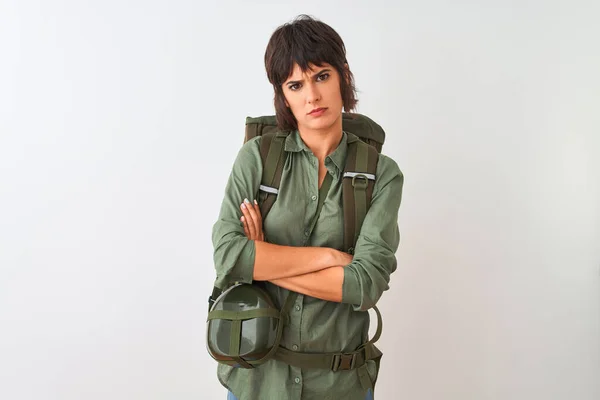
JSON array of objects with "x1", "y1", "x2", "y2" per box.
[
  {"x1": 257, "y1": 131, "x2": 289, "y2": 218},
  {"x1": 341, "y1": 133, "x2": 382, "y2": 394},
  {"x1": 355, "y1": 306, "x2": 384, "y2": 392},
  {"x1": 342, "y1": 133, "x2": 379, "y2": 254}
]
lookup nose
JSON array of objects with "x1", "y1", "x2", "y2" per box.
[{"x1": 305, "y1": 82, "x2": 321, "y2": 104}]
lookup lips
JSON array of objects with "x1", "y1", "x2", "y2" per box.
[{"x1": 309, "y1": 107, "x2": 327, "y2": 115}]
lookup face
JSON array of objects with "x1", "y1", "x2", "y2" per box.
[{"x1": 281, "y1": 62, "x2": 344, "y2": 132}]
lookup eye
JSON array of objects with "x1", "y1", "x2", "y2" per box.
[
  {"x1": 317, "y1": 73, "x2": 330, "y2": 81},
  {"x1": 288, "y1": 83, "x2": 301, "y2": 91}
]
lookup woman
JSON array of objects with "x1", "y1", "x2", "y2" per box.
[{"x1": 211, "y1": 15, "x2": 404, "y2": 400}]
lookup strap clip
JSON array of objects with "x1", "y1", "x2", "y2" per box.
[
  {"x1": 351, "y1": 174, "x2": 369, "y2": 190},
  {"x1": 331, "y1": 352, "x2": 357, "y2": 371}
]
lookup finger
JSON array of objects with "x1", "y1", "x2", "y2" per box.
[
  {"x1": 240, "y1": 204, "x2": 254, "y2": 238},
  {"x1": 241, "y1": 202, "x2": 257, "y2": 239},
  {"x1": 252, "y1": 199, "x2": 263, "y2": 224},
  {"x1": 241, "y1": 216, "x2": 250, "y2": 238},
  {"x1": 242, "y1": 215, "x2": 254, "y2": 239},
  {"x1": 250, "y1": 201, "x2": 265, "y2": 241},
  {"x1": 243, "y1": 198, "x2": 261, "y2": 234}
]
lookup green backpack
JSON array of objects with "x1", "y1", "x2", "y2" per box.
[
  {"x1": 207, "y1": 112, "x2": 386, "y2": 393},
  {"x1": 244, "y1": 113, "x2": 384, "y2": 254}
]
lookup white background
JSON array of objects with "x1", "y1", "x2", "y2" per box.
[{"x1": 1, "y1": 1, "x2": 599, "y2": 399}]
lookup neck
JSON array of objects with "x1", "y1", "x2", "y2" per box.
[{"x1": 297, "y1": 114, "x2": 343, "y2": 162}]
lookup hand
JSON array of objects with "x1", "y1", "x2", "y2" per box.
[{"x1": 240, "y1": 198, "x2": 265, "y2": 242}]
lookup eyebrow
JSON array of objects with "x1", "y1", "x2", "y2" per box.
[{"x1": 285, "y1": 68, "x2": 331, "y2": 86}]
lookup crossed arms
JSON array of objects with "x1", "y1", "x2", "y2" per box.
[{"x1": 237, "y1": 198, "x2": 352, "y2": 302}]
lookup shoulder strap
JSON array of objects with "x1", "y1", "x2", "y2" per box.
[
  {"x1": 342, "y1": 133, "x2": 379, "y2": 254},
  {"x1": 257, "y1": 131, "x2": 289, "y2": 218},
  {"x1": 341, "y1": 133, "x2": 383, "y2": 394}
]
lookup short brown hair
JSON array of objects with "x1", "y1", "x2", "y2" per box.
[{"x1": 264, "y1": 15, "x2": 358, "y2": 131}]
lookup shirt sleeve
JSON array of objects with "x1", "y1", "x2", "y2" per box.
[
  {"x1": 211, "y1": 136, "x2": 263, "y2": 289},
  {"x1": 341, "y1": 154, "x2": 404, "y2": 311}
]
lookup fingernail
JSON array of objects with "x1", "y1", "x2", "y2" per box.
[
  {"x1": 241, "y1": 216, "x2": 245, "y2": 221},
  {"x1": 253, "y1": 199, "x2": 258, "y2": 205},
  {"x1": 241, "y1": 203, "x2": 246, "y2": 209},
  {"x1": 244, "y1": 198, "x2": 250, "y2": 204}
]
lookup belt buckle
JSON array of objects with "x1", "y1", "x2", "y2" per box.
[{"x1": 331, "y1": 353, "x2": 357, "y2": 372}]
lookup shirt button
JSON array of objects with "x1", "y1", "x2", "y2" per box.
[
  {"x1": 294, "y1": 377, "x2": 300, "y2": 384},
  {"x1": 311, "y1": 195, "x2": 317, "y2": 201},
  {"x1": 295, "y1": 305, "x2": 301, "y2": 311},
  {"x1": 292, "y1": 344, "x2": 299, "y2": 351},
  {"x1": 304, "y1": 230, "x2": 310, "y2": 237}
]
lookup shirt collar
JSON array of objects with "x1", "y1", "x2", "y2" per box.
[
  {"x1": 283, "y1": 130, "x2": 308, "y2": 153},
  {"x1": 284, "y1": 130, "x2": 354, "y2": 173}
]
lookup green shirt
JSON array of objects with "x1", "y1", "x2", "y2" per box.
[{"x1": 211, "y1": 130, "x2": 404, "y2": 400}]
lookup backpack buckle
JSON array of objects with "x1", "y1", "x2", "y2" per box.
[
  {"x1": 351, "y1": 174, "x2": 369, "y2": 190},
  {"x1": 331, "y1": 353, "x2": 357, "y2": 371}
]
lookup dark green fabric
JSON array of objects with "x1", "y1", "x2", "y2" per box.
[
  {"x1": 353, "y1": 142, "x2": 369, "y2": 247},
  {"x1": 343, "y1": 138, "x2": 358, "y2": 254},
  {"x1": 340, "y1": 134, "x2": 379, "y2": 255},
  {"x1": 207, "y1": 308, "x2": 281, "y2": 321},
  {"x1": 229, "y1": 319, "x2": 242, "y2": 357},
  {"x1": 259, "y1": 133, "x2": 287, "y2": 218},
  {"x1": 263, "y1": 135, "x2": 285, "y2": 186}
]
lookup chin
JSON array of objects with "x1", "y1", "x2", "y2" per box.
[{"x1": 304, "y1": 114, "x2": 340, "y2": 132}]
